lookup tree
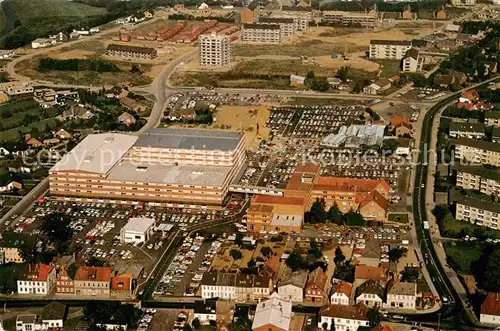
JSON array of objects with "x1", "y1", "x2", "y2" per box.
[
  {"x1": 353, "y1": 79, "x2": 364, "y2": 93},
  {"x1": 286, "y1": 248, "x2": 308, "y2": 271},
  {"x1": 308, "y1": 241, "x2": 323, "y2": 260},
  {"x1": 389, "y1": 247, "x2": 408, "y2": 263},
  {"x1": 228, "y1": 314, "x2": 253, "y2": 331},
  {"x1": 432, "y1": 205, "x2": 450, "y2": 222},
  {"x1": 482, "y1": 247, "x2": 500, "y2": 291},
  {"x1": 235, "y1": 233, "x2": 243, "y2": 246},
  {"x1": 230, "y1": 249, "x2": 243, "y2": 260},
  {"x1": 311, "y1": 77, "x2": 330, "y2": 92},
  {"x1": 306, "y1": 70, "x2": 315, "y2": 81},
  {"x1": 40, "y1": 212, "x2": 74, "y2": 254},
  {"x1": 183, "y1": 325, "x2": 193, "y2": 331},
  {"x1": 334, "y1": 246, "x2": 346, "y2": 265},
  {"x1": 337, "y1": 65, "x2": 351, "y2": 82},
  {"x1": 322, "y1": 322, "x2": 328, "y2": 331},
  {"x1": 247, "y1": 258, "x2": 256, "y2": 268},
  {"x1": 327, "y1": 204, "x2": 343, "y2": 224},
  {"x1": 261, "y1": 246, "x2": 272, "y2": 258},
  {"x1": 367, "y1": 307, "x2": 381, "y2": 327},
  {"x1": 343, "y1": 210, "x2": 366, "y2": 226},
  {"x1": 310, "y1": 199, "x2": 327, "y2": 223}
]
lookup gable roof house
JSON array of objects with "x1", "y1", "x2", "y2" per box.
[
  {"x1": 384, "y1": 281, "x2": 418, "y2": 310},
  {"x1": 120, "y1": 97, "x2": 146, "y2": 113},
  {"x1": 318, "y1": 303, "x2": 369, "y2": 331},
  {"x1": 355, "y1": 279, "x2": 385, "y2": 308},
  {"x1": 277, "y1": 267, "x2": 308, "y2": 303},
  {"x1": 60, "y1": 105, "x2": 94, "y2": 121},
  {"x1": 118, "y1": 112, "x2": 136, "y2": 126},
  {"x1": 481, "y1": 292, "x2": 500, "y2": 326},
  {"x1": 330, "y1": 280, "x2": 353, "y2": 306},
  {"x1": 354, "y1": 265, "x2": 388, "y2": 287},
  {"x1": 252, "y1": 293, "x2": 292, "y2": 331},
  {"x1": 305, "y1": 267, "x2": 329, "y2": 304}
]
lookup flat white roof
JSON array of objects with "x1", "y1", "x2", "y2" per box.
[
  {"x1": 107, "y1": 162, "x2": 232, "y2": 187},
  {"x1": 50, "y1": 133, "x2": 138, "y2": 175},
  {"x1": 122, "y1": 217, "x2": 156, "y2": 234}
]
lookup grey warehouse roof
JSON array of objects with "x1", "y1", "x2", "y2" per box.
[{"x1": 134, "y1": 128, "x2": 243, "y2": 151}]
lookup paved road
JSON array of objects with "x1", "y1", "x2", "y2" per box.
[{"x1": 411, "y1": 75, "x2": 500, "y2": 326}]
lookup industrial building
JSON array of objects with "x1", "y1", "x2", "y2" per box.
[
  {"x1": 322, "y1": 11, "x2": 377, "y2": 27},
  {"x1": 49, "y1": 128, "x2": 246, "y2": 206},
  {"x1": 369, "y1": 40, "x2": 412, "y2": 60},
  {"x1": 242, "y1": 23, "x2": 281, "y2": 43},
  {"x1": 321, "y1": 124, "x2": 386, "y2": 148},
  {"x1": 120, "y1": 217, "x2": 156, "y2": 244},
  {"x1": 199, "y1": 32, "x2": 231, "y2": 67}
]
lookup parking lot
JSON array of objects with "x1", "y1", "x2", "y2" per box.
[{"x1": 400, "y1": 87, "x2": 448, "y2": 101}]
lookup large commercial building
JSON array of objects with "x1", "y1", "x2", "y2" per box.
[
  {"x1": 242, "y1": 23, "x2": 281, "y2": 43},
  {"x1": 199, "y1": 33, "x2": 231, "y2": 67},
  {"x1": 369, "y1": 40, "x2": 412, "y2": 60},
  {"x1": 322, "y1": 11, "x2": 377, "y2": 27},
  {"x1": 258, "y1": 17, "x2": 296, "y2": 38},
  {"x1": 49, "y1": 128, "x2": 246, "y2": 206},
  {"x1": 454, "y1": 165, "x2": 500, "y2": 195},
  {"x1": 455, "y1": 196, "x2": 500, "y2": 230},
  {"x1": 452, "y1": 138, "x2": 500, "y2": 167}
]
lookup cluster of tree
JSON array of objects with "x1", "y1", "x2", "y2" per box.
[
  {"x1": 305, "y1": 71, "x2": 330, "y2": 92},
  {"x1": 230, "y1": 249, "x2": 243, "y2": 260},
  {"x1": 84, "y1": 302, "x2": 142, "y2": 330},
  {"x1": 40, "y1": 212, "x2": 74, "y2": 255},
  {"x1": 388, "y1": 247, "x2": 408, "y2": 262},
  {"x1": 472, "y1": 244, "x2": 500, "y2": 292},
  {"x1": 306, "y1": 199, "x2": 366, "y2": 226},
  {"x1": 442, "y1": 106, "x2": 482, "y2": 120},
  {"x1": 477, "y1": 87, "x2": 500, "y2": 104},
  {"x1": 437, "y1": 22, "x2": 500, "y2": 83},
  {"x1": 397, "y1": 73, "x2": 429, "y2": 88},
  {"x1": 39, "y1": 58, "x2": 120, "y2": 72}
]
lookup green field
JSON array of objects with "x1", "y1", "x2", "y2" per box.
[{"x1": 12, "y1": 0, "x2": 106, "y2": 22}]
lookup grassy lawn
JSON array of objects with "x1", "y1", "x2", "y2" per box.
[
  {"x1": 440, "y1": 211, "x2": 500, "y2": 239},
  {"x1": 388, "y1": 213, "x2": 409, "y2": 224},
  {"x1": 369, "y1": 59, "x2": 402, "y2": 78},
  {"x1": 443, "y1": 241, "x2": 482, "y2": 274}
]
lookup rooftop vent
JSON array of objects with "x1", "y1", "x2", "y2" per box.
[
  {"x1": 83, "y1": 156, "x2": 93, "y2": 163},
  {"x1": 136, "y1": 166, "x2": 148, "y2": 172},
  {"x1": 104, "y1": 137, "x2": 114, "y2": 143}
]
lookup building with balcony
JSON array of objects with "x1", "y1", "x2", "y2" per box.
[
  {"x1": 199, "y1": 33, "x2": 231, "y2": 67},
  {"x1": 454, "y1": 165, "x2": 500, "y2": 195},
  {"x1": 369, "y1": 40, "x2": 412, "y2": 60},
  {"x1": 455, "y1": 196, "x2": 500, "y2": 230},
  {"x1": 242, "y1": 23, "x2": 281, "y2": 43},
  {"x1": 449, "y1": 122, "x2": 485, "y2": 139},
  {"x1": 452, "y1": 138, "x2": 500, "y2": 167}
]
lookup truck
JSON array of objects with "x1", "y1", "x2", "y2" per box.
[
  {"x1": 423, "y1": 221, "x2": 430, "y2": 230},
  {"x1": 401, "y1": 240, "x2": 410, "y2": 245}
]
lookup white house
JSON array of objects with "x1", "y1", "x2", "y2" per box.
[
  {"x1": 330, "y1": 281, "x2": 353, "y2": 306},
  {"x1": 385, "y1": 282, "x2": 417, "y2": 310},
  {"x1": 31, "y1": 38, "x2": 55, "y2": 49},
  {"x1": 193, "y1": 300, "x2": 217, "y2": 325},
  {"x1": 318, "y1": 303, "x2": 370, "y2": 331},
  {"x1": 0, "y1": 147, "x2": 10, "y2": 157},
  {"x1": 355, "y1": 279, "x2": 384, "y2": 308},
  {"x1": 16, "y1": 314, "x2": 40, "y2": 331},
  {"x1": 120, "y1": 217, "x2": 156, "y2": 244},
  {"x1": 201, "y1": 272, "x2": 236, "y2": 300},
  {"x1": 481, "y1": 292, "x2": 500, "y2": 326},
  {"x1": 252, "y1": 293, "x2": 292, "y2": 331},
  {"x1": 40, "y1": 302, "x2": 66, "y2": 330},
  {"x1": 90, "y1": 27, "x2": 100, "y2": 33},
  {"x1": 17, "y1": 264, "x2": 56, "y2": 295},
  {"x1": 277, "y1": 269, "x2": 307, "y2": 303}
]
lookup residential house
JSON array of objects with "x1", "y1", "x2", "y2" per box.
[
  {"x1": 459, "y1": 89, "x2": 480, "y2": 104},
  {"x1": 252, "y1": 292, "x2": 292, "y2": 331},
  {"x1": 391, "y1": 116, "x2": 413, "y2": 137},
  {"x1": 330, "y1": 280, "x2": 353, "y2": 306},
  {"x1": 0, "y1": 180, "x2": 22, "y2": 192},
  {"x1": 111, "y1": 274, "x2": 133, "y2": 298},
  {"x1": 0, "y1": 233, "x2": 36, "y2": 263},
  {"x1": 402, "y1": 48, "x2": 423, "y2": 72},
  {"x1": 201, "y1": 272, "x2": 272, "y2": 301},
  {"x1": 481, "y1": 292, "x2": 500, "y2": 326},
  {"x1": 55, "y1": 129, "x2": 72, "y2": 140},
  {"x1": 43, "y1": 138, "x2": 60, "y2": 147},
  {"x1": 60, "y1": 105, "x2": 94, "y2": 120},
  {"x1": 26, "y1": 137, "x2": 43, "y2": 148},
  {"x1": 355, "y1": 279, "x2": 384, "y2": 308},
  {"x1": 354, "y1": 265, "x2": 387, "y2": 287},
  {"x1": 69, "y1": 31, "x2": 80, "y2": 39},
  {"x1": 449, "y1": 122, "x2": 485, "y2": 139},
  {"x1": 16, "y1": 315, "x2": 40, "y2": 331},
  {"x1": 193, "y1": 299, "x2": 217, "y2": 325},
  {"x1": 167, "y1": 108, "x2": 196, "y2": 121},
  {"x1": 106, "y1": 44, "x2": 157, "y2": 59},
  {"x1": 318, "y1": 303, "x2": 369, "y2": 331},
  {"x1": 305, "y1": 267, "x2": 329, "y2": 303},
  {"x1": 395, "y1": 138, "x2": 412, "y2": 157},
  {"x1": 0, "y1": 147, "x2": 10, "y2": 157},
  {"x1": 74, "y1": 266, "x2": 112, "y2": 297},
  {"x1": 40, "y1": 302, "x2": 66, "y2": 330},
  {"x1": 363, "y1": 79, "x2": 392, "y2": 95},
  {"x1": 278, "y1": 267, "x2": 308, "y2": 303},
  {"x1": 120, "y1": 97, "x2": 146, "y2": 113},
  {"x1": 385, "y1": 282, "x2": 417, "y2": 310},
  {"x1": 450, "y1": 70, "x2": 468, "y2": 85},
  {"x1": 56, "y1": 267, "x2": 74, "y2": 294},
  {"x1": 290, "y1": 75, "x2": 305, "y2": 87},
  {"x1": 17, "y1": 264, "x2": 57, "y2": 295},
  {"x1": 118, "y1": 112, "x2": 136, "y2": 126},
  {"x1": 434, "y1": 73, "x2": 457, "y2": 88},
  {"x1": 31, "y1": 38, "x2": 55, "y2": 49},
  {"x1": 240, "y1": 6, "x2": 256, "y2": 23},
  {"x1": 435, "y1": 6, "x2": 447, "y2": 19},
  {"x1": 401, "y1": 5, "x2": 414, "y2": 20}
]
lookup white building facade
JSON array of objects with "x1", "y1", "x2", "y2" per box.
[{"x1": 199, "y1": 33, "x2": 231, "y2": 67}]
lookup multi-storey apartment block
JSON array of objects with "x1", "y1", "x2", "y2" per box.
[
  {"x1": 199, "y1": 33, "x2": 231, "y2": 67},
  {"x1": 455, "y1": 196, "x2": 500, "y2": 230},
  {"x1": 106, "y1": 44, "x2": 157, "y2": 59},
  {"x1": 322, "y1": 11, "x2": 377, "y2": 27},
  {"x1": 280, "y1": 6, "x2": 312, "y2": 30},
  {"x1": 454, "y1": 165, "x2": 500, "y2": 195},
  {"x1": 369, "y1": 40, "x2": 412, "y2": 60},
  {"x1": 258, "y1": 17, "x2": 296, "y2": 38},
  {"x1": 402, "y1": 48, "x2": 424, "y2": 72},
  {"x1": 485, "y1": 111, "x2": 500, "y2": 128},
  {"x1": 452, "y1": 138, "x2": 500, "y2": 167},
  {"x1": 49, "y1": 128, "x2": 246, "y2": 206},
  {"x1": 449, "y1": 122, "x2": 485, "y2": 139},
  {"x1": 242, "y1": 23, "x2": 281, "y2": 43}
]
